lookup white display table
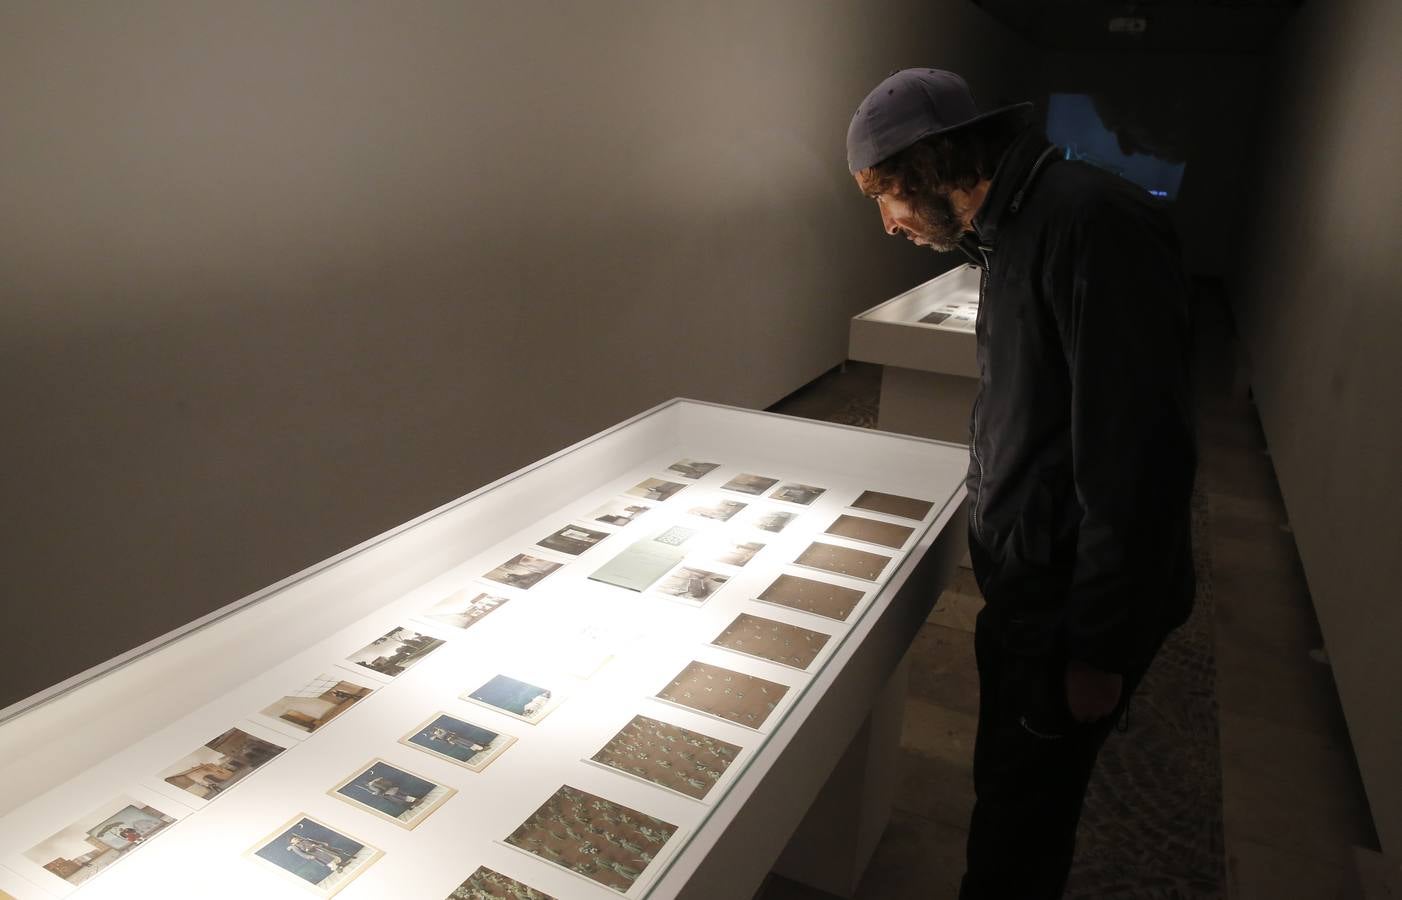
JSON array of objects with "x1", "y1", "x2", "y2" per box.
[
  {"x1": 0, "y1": 400, "x2": 967, "y2": 900},
  {"x1": 849, "y1": 264, "x2": 981, "y2": 444}
]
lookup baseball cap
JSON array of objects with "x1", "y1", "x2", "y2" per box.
[{"x1": 846, "y1": 68, "x2": 1032, "y2": 173}]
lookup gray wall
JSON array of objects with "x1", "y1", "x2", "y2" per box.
[
  {"x1": 0, "y1": 2, "x2": 1031, "y2": 709},
  {"x1": 1232, "y1": 0, "x2": 1402, "y2": 854}
]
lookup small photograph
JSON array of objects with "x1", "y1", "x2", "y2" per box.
[
  {"x1": 24, "y1": 795, "x2": 176, "y2": 887},
  {"x1": 462, "y1": 674, "x2": 562, "y2": 725},
  {"x1": 768, "y1": 482, "x2": 827, "y2": 506},
  {"x1": 158, "y1": 726, "x2": 286, "y2": 802},
  {"x1": 757, "y1": 574, "x2": 865, "y2": 621},
  {"x1": 709, "y1": 540, "x2": 765, "y2": 567},
  {"x1": 687, "y1": 498, "x2": 747, "y2": 522},
  {"x1": 483, "y1": 553, "x2": 563, "y2": 590},
  {"x1": 590, "y1": 499, "x2": 653, "y2": 527},
  {"x1": 401, "y1": 712, "x2": 516, "y2": 772},
  {"x1": 329, "y1": 758, "x2": 456, "y2": 830},
  {"x1": 624, "y1": 477, "x2": 688, "y2": 502},
  {"x1": 656, "y1": 566, "x2": 729, "y2": 604},
  {"x1": 752, "y1": 509, "x2": 799, "y2": 533},
  {"x1": 537, "y1": 524, "x2": 610, "y2": 556},
  {"x1": 346, "y1": 626, "x2": 445, "y2": 678},
  {"x1": 667, "y1": 459, "x2": 721, "y2": 480},
  {"x1": 918, "y1": 310, "x2": 952, "y2": 325},
  {"x1": 590, "y1": 714, "x2": 741, "y2": 802},
  {"x1": 422, "y1": 589, "x2": 511, "y2": 631},
  {"x1": 711, "y1": 613, "x2": 830, "y2": 670},
  {"x1": 794, "y1": 541, "x2": 893, "y2": 582},
  {"x1": 249, "y1": 815, "x2": 381, "y2": 897},
  {"x1": 259, "y1": 673, "x2": 375, "y2": 735},
  {"x1": 824, "y1": 514, "x2": 916, "y2": 550},
  {"x1": 504, "y1": 784, "x2": 677, "y2": 894},
  {"x1": 656, "y1": 661, "x2": 788, "y2": 730},
  {"x1": 721, "y1": 473, "x2": 779, "y2": 495},
  {"x1": 448, "y1": 866, "x2": 557, "y2": 899},
  {"x1": 849, "y1": 489, "x2": 935, "y2": 521}
]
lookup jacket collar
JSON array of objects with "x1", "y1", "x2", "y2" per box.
[{"x1": 969, "y1": 129, "x2": 1058, "y2": 250}]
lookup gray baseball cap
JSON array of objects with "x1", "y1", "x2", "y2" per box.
[{"x1": 846, "y1": 68, "x2": 1032, "y2": 173}]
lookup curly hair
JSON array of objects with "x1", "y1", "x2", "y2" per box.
[{"x1": 855, "y1": 108, "x2": 1031, "y2": 199}]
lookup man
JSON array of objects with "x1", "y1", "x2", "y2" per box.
[{"x1": 847, "y1": 69, "x2": 1196, "y2": 898}]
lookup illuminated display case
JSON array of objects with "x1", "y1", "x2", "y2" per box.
[
  {"x1": 0, "y1": 400, "x2": 967, "y2": 900},
  {"x1": 849, "y1": 264, "x2": 981, "y2": 444}
]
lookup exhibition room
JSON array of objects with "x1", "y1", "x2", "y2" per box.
[{"x1": 0, "y1": 1, "x2": 1398, "y2": 898}]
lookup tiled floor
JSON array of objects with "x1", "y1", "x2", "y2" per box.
[{"x1": 756, "y1": 284, "x2": 1378, "y2": 899}]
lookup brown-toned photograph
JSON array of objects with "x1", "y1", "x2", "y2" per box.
[
  {"x1": 752, "y1": 509, "x2": 800, "y2": 533},
  {"x1": 794, "y1": 541, "x2": 892, "y2": 582},
  {"x1": 590, "y1": 499, "x2": 653, "y2": 527},
  {"x1": 768, "y1": 482, "x2": 826, "y2": 505},
  {"x1": 709, "y1": 540, "x2": 765, "y2": 567},
  {"x1": 505, "y1": 785, "x2": 678, "y2": 893},
  {"x1": 158, "y1": 727, "x2": 286, "y2": 802},
  {"x1": 824, "y1": 514, "x2": 916, "y2": 550},
  {"x1": 850, "y1": 489, "x2": 935, "y2": 521},
  {"x1": 721, "y1": 473, "x2": 780, "y2": 495},
  {"x1": 655, "y1": 660, "x2": 788, "y2": 730},
  {"x1": 483, "y1": 553, "x2": 563, "y2": 590},
  {"x1": 346, "y1": 626, "x2": 445, "y2": 678},
  {"x1": 537, "y1": 524, "x2": 610, "y2": 556},
  {"x1": 710, "y1": 613, "x2": 830, "y2": 670},
  {"x1": 24, "y1": 795, "x2": 177, "y2": 887},
  {"x1": 687, "y1": 498, "x2": 747, "y2": 521},
  {"x1": 756, "y1": 573, "x2": 865, "y2": 621},
  {"x1": 590, "y1": 714, "x2": 742, "y2": 801},
  {"x1": 667, "y1": 459, "x2": 721, "y2": 480},
  {"x1": 422, "y1": 589, "x2": 511, "y2": 631},
  {"x1": 656, "y1": 566, "x2": 729, "y2": 604},
  {"x1": 259, "y1": 673, "x2": 375, "y2": 735},
  {"x1": 625, "y1": 477, "x2": 687, "y2": 502},
  {"x1": 447, "y1": 866, "x2": 557, "y2": 899}
]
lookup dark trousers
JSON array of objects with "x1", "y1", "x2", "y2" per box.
[{"x1": 958, "y1": 604, "x2": 1162, "y2": 900}]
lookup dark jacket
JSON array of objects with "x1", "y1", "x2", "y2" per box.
[{"x1": 958, "y1": 128, "x2": 1197, "y2": 675}]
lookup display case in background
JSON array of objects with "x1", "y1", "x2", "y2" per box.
[
  {"x1": 849, "y1": 264, "x2": 981, "y2": 444},
  {"x1": 0, "y1": 399, "x2": 968, "y2": 900}
]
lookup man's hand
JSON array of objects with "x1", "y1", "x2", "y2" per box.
[{"x1": 1064, "y1": 659, "x2": 1123, "y2": 723}]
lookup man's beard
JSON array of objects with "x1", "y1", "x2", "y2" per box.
[{"x1": 907, "y1": 188, "x2": 968, "y2": 252}]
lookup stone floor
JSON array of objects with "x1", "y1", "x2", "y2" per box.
[{"x1": 754, "y1": 284, "x2": 1379, "y2": 900}]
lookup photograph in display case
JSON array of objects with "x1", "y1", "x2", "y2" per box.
[
  {"x1": 258, "y1": 673, "x2": 375, "y2": 736},
  {"x1": 667, "y1": 459, "x2": 721, "y2": 480},
  {"x1": 401, "y1": 712, "x2": 516, "y2": 772},
  {"x1": 721, "y1": 473, "x2": 779, "y2": 495},
  {"x1": 655, "y1": 661, "x2": 788, "y2": 730},
  {"x1": 624, "y1": 477, "x2": 687, "y2": 502},
  {"x1": 590, "y1": 500, "x2": 652, "y2": 527},
  {"x1": 850, "y1": 489, "x2": 935, "y2": 521},
  {"x1": 422, "y1": 589, "x2": 511, "y2": 631},
  {"x1": 483, "y1": 553, "x2": 563, "y2": 590},
  {"x1": 504, "y1": 785, "x2": 677, "y2": 894},
  {"x1": 768, "y1": 482, "x2": 827, "y2": 505},
  {"x1": 589, "y1": 714, "x2": 741, "y2": 802},
  {"x1": 157, "y1": 726, "x2": 286, "y2": 803},
  {"x1": 823, "y1": 514, "x2": 916, "y2": 550},
  {"x1": 752, "y1": 509, "x2": 800, "y2": 534},
  {"x1": 756, "y1": 574, "x2": 865, "y2": 621},
  {"x1": 462, "y1": 674, "x2": 561, "y2": 725},
  {"x1": 794, "y1": 541, "x2": 892, "y2": 582},
  {"x1": 23, "y1": 795, "x2": 177, "y2": 887},
  {"x1": 708, "y1": 540, "x2": 765, "y2": 567},
  {"x1": 537, "y1": 524, "x2": 610, "y2": 556},
  {"x1": 447, "y1": 866, "x2": 557, "y2": 899},
  {"x1": 655, "y1": 566, "x2": 729, "y2": 604},
  {"x1": 248, "y1": 815, "x2": 381, "y2": 897},
  {"x1": 329, "y1": 758, "x2": 456, "y2": 830},
  {"x1": 687, "y1": 498, "x2": 747, "y2": 522},
  {"x1": 710, "y1": 613, "x2": 830, "y2": 670},
  {"x1": 346, "y1": 626, "x2": 445, "y2": 678}
]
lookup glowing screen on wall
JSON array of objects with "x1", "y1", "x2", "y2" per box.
[{"x1": 1046, "y1": 92, "x2": 1187, "y2": 201}]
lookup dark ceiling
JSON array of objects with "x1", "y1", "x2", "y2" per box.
[{"x1": 971, "y1": 0, "x2": 1303, "y2": 52}]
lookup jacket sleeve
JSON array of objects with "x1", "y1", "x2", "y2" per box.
[{"x1": 1049, "y1": 197, "x2": 1196, "y2": 674}]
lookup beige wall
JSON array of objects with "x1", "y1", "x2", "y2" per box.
[
  {"x1": 0, "y1": 2, "x2": 1031, "y2": 708},
  {"x1": 1232, "y1": 0, "x2": 1402, "y2": 853}
]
